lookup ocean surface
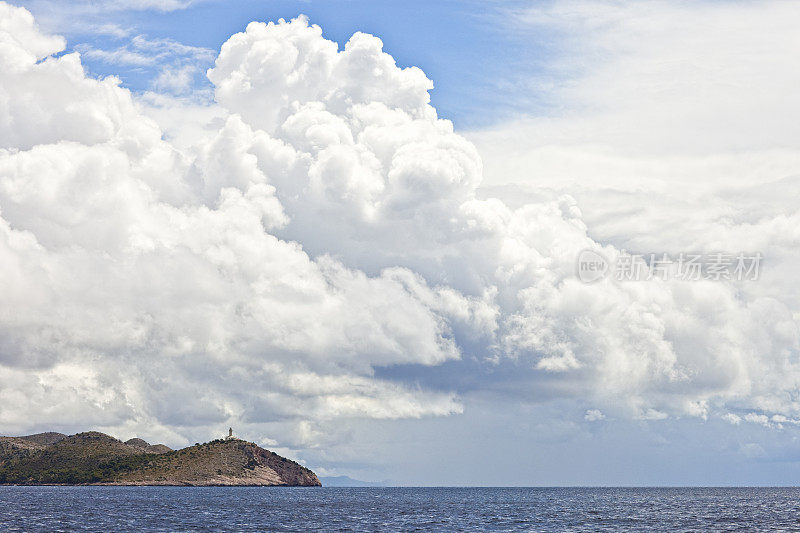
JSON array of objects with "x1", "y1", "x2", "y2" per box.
[{"x1": 1, "y1": 486, "x2": 799, "y2": 531}]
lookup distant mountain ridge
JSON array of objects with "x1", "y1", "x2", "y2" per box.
[
  {"x1": 0, "y1": 431, "x2": 321, "y2": 486},
  {"x1": 320, "y1": 475, "x2": 390, "y2": 487},
  {"x1": 19, "y1": 432, "x2": 68, "y2": 446}
]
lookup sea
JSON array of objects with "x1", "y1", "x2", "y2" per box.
[{"x1": 1, "y1": 486, "x2": 798, "y2": 531}]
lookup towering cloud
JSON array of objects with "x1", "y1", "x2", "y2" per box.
[
  {"x1": 0, "y1": 4, "x2": 465, "y2": 446},
  {"x1": 0, "y1": 2, "x2": 798, "y2": 454}
]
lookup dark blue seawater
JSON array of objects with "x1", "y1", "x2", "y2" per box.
[{"x1": 1, "y1": 486, "x2": 799, "y2": 532}]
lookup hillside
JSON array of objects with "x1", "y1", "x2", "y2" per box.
[
  {"x1": 0, "y1": 432, "x2": 320, "y2": 486},
  {"x1": 125, "y1": 437, "x2": 173, "y2": 455},
  {"x1": 19, "y1": 432, "x2": 67, "y2": 446}
]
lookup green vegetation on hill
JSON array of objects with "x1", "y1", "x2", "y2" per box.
[
  {"x1": 0, "y1": 432, "x2": 320, "y2": 486},
  {"x1": 0, "y1": 432, "x2": 155, "y2": 484}
]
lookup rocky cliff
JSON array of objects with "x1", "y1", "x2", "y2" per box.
[{"x1": 0, "y1": 432, "x2": 321, "y2": 486}]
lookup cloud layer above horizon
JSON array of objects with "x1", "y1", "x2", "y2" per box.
[{"x1": 1, "y1": 1, "x2": 799, "y2": 458}]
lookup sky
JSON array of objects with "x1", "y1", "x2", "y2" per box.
[
  {"x1": 1, "y1": 0, "x2": 800, "y2": 486},
  {"x1": 17, "y1": 0, "x2": 553, "y2": 129}
]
